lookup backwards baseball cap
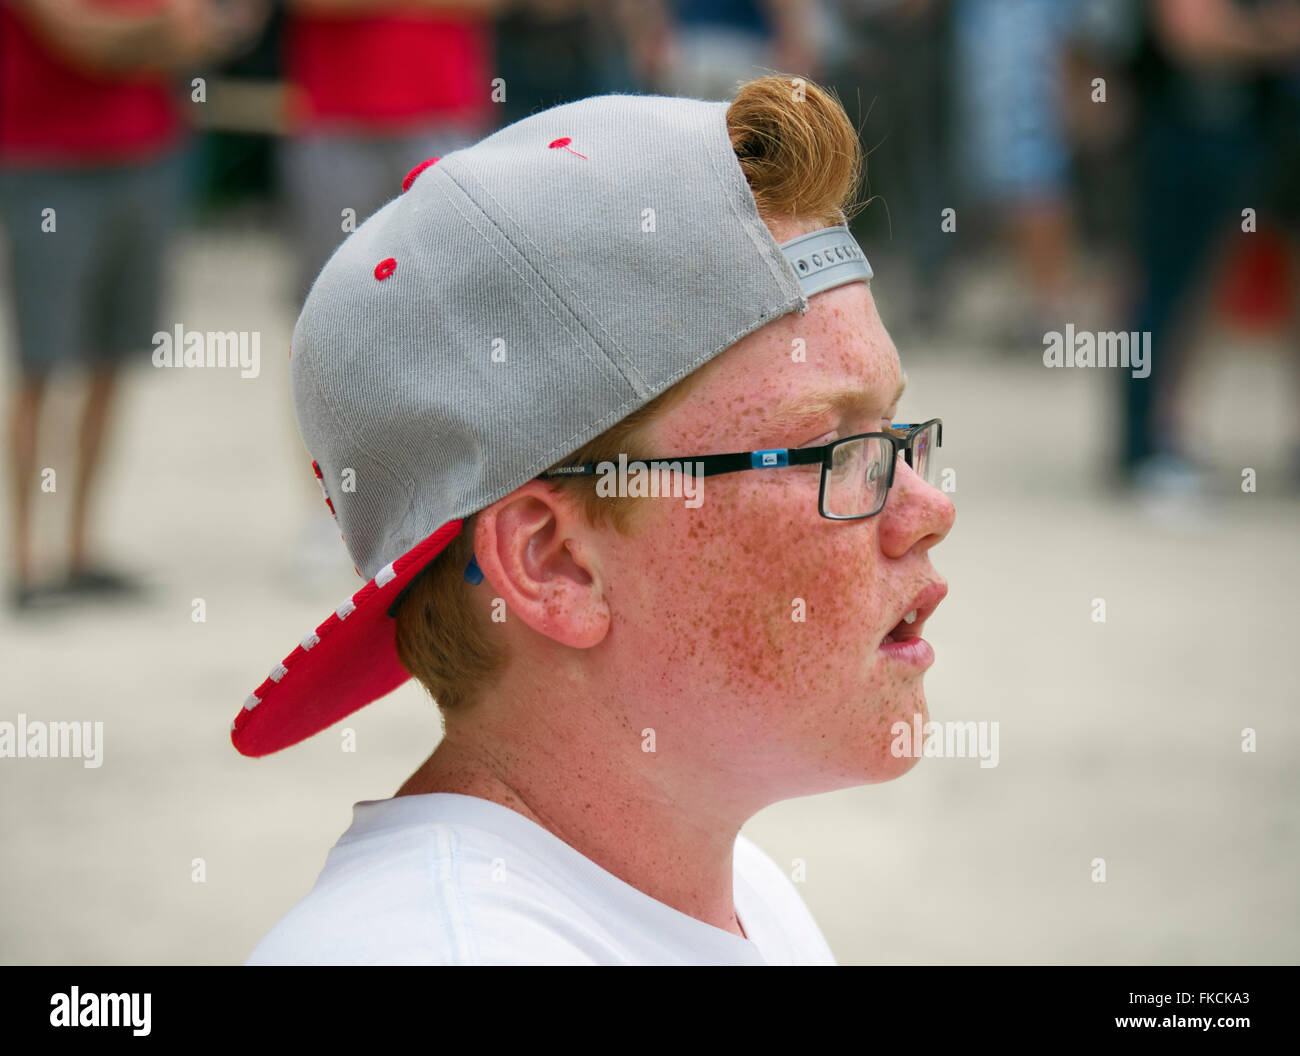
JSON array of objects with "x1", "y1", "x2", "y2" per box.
[{"x1": 231, "y1": 91, "x2": 873, "y2": 758}]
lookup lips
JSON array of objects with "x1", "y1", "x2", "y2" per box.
[{"x1": 881, "y1": 580, "x2": 948, "y2": 646}]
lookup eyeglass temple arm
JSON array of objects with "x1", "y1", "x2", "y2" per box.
[{"x1": 537, "y1": 446, "x2": 826, "y2": 481}]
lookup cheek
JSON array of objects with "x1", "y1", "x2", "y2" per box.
[
  {"x1": 617, "y1": 485, "x2": 888, "y2": 703},
  {"x1": 603, "y1": 486, "x2": 928, "y2": 786}
]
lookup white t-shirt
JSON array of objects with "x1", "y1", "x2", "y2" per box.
[{"x1": 246, "y1": 792, "x2": 837, "y2": 965}]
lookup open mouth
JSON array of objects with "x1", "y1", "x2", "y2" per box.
[
  {"x1": 878, "y1": 606, "x2": 920, "y2": 647},
  {"x1": 881, "y1": 609, "x2": 919, "y2": 646},
  {"x1": 880, "y1": 581, "x2": 948, "y2": 649}
]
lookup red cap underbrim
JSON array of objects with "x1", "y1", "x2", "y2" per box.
[{"x1": 231, "y1": 520, "x2": 464, "y2": 757}]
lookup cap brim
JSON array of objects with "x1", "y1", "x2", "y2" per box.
[{"x1": 231, "y1": 520, "x2": 463, "y2": 757}]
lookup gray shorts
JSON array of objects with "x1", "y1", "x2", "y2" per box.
[
  {"x1": 0, "y1": 149, "x2": 187, "y2": 377},
  {"x1": 278, "y1": 122, "x2": 483, "y2": 305}
]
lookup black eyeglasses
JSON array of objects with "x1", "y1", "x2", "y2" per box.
[
  {"x1": 545, "y1": 417, "x2": 943, "y2": 517},
  {"x1": 461, "y1": 419, "x2": 943, "y2": 583}
]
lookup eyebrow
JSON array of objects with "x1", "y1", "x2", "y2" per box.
[{"x1": 767, "y1": 374, "x2": 908, "y2": 430}]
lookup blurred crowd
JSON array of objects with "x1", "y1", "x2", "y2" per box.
[{"x1": 3, "y1": 0, "x2": 1300, "y2": 612}]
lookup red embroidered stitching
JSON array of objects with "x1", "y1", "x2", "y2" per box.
[{"x1": 548, "y1": 137, "x2": 588, "y2": 160}]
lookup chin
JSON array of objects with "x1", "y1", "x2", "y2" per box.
[
  {"x1": 867, "y1": 744, "x2": 924, "y2": 784},
  {"x1": 869, "y1": 689, "x2": 931, "y2": 783}
]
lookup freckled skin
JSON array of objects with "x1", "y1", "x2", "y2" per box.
[
  {"x1": 601, "y1": 281, "x2": 956, "y2": 802},
  {"x1": 398, "y1": 223, "x2": 957, "y2": 941}
]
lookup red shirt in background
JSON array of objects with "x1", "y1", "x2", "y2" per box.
[
  {"x1": 285, "y1": 10, "x2": 492, "y2": 136},
  {"x1": 0, "y1": 0, "x2": 181, "y2": 165}
]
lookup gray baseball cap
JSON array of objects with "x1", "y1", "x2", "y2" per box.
[{"x1": 232, "y1": 91, "x2": 872, "y2": 757}]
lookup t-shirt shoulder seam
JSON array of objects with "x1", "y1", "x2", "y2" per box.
[{"x1": 429, "y1": 822, "x2": 482, "y2": 965}]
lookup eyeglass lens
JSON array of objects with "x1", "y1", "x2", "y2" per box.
[{"x1": 823, "y1": 424, "x2": 938, "y2": 517}]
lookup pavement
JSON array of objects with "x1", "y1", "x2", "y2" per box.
[{"x1": 1, "y1": 226, "x2": 1296, "y2": 965}]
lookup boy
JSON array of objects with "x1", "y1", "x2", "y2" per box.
[{"x1": 237, "y1": 75, "x2": 954, "y2": 965}]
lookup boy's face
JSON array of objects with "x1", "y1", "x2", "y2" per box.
[{"x1": 595, "y1": 278, "x2": 956, "y2": 801}]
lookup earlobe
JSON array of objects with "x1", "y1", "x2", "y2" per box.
[{"x1": 472, "y1": 489, "x2": 611, "y2": 650}]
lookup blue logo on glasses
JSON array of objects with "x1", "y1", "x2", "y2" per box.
[{"x1": 752, "y1": 449, "x2": 789, "y2": 469}]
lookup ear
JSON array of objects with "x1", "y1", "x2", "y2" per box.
[{"x1": 471, "y1": 483, "x2": 611, "y2": 650}]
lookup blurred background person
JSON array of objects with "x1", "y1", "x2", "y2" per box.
[
  {"x1": 951, "y1": 0, "x2": 1082, "y2": 346},
  {"x1": 0, "y1": 0, "x2": 266, "y2": 612},
  {"x1": 278, "y1": 0, "x2": 501, "y2": 307},
  {"x1": 657, "y1": 0, "x2": 824, "y2": 101},
  {"x1": 1118, "y1": 0, "x2": 1300, "y2": 499},
  {"x1": 276, "y1": 0, "x2": 500, "y2": 580},
  {"x1": 492, "y1": 0, "x2": 667, "y2": 126},
  {"x1": 823, "y1": 0, "x2": 955, "y2": 340},
  {"x1": 1272, "y1": 54, "x2": 1300, "y2": 486}
]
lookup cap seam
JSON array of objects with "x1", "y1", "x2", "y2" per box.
[
  {"x1": 704, "y1": 103, "x2": 810, "y2": 315},
  {"x1": 435, "y1": 160, "x2": 648, "y2": 399},
  {"x1": 294, "y1": 333, "x2": 416, "y2": 577},
  {"x1": 445, "y1": 149, "x2": 653, "y2": 398}
]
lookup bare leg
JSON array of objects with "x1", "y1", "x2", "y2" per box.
[
  {"x1": 8, "y1": 369, "x2": 47, "y2": 590},
  {"x1": 1008, "y1": 197, "x2": 1074, "y2": 317},
  {"x1": 68, "y1": 362, "x2": 118, "y2": 573}
]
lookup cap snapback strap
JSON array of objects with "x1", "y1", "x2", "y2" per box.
[{"x1": 779, "y1": 225, "x2": 872, "y2": 298}]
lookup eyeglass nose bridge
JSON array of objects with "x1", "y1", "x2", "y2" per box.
[
  {"x1": 877, "y1": 430, "x2": 915, "y2": 491},
  {"x1": 883, "y1": 435, "x2": 902, "y2": 491}
]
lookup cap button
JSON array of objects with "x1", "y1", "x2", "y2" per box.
[{"x1": 402, "y1": 157, "x2": 440, "y2": 192}]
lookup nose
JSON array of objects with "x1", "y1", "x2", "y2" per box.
[{"x1": 877, "y1": 454, "x2": 955, "y2": 558}]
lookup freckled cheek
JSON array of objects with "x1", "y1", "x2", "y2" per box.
[
  {"x1": 773, "y1": 535, "x2": 887, "y2": 659},
  {"x1": 632, "y1": 493, "x2": 886, "y2": 692}
]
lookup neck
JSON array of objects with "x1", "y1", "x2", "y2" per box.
[{"x1": 395, "y1": 729, "x2": 751, "y2": 940}]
